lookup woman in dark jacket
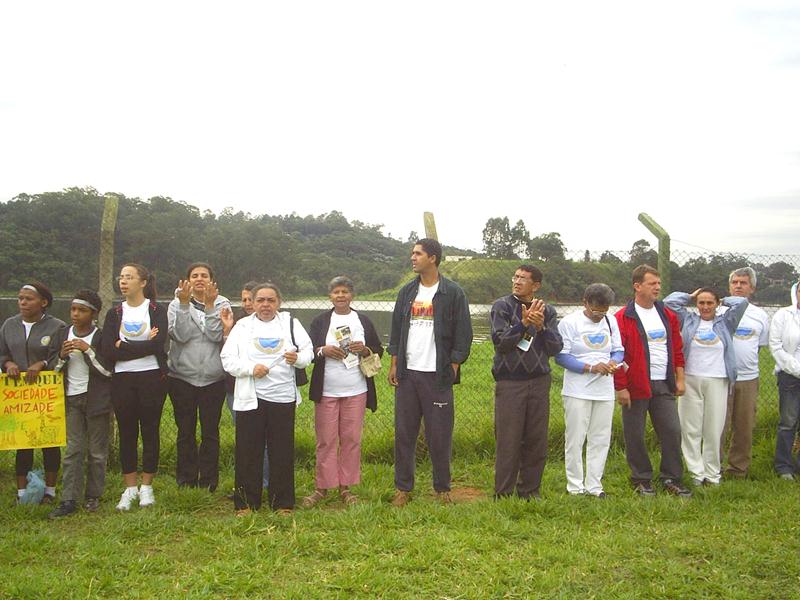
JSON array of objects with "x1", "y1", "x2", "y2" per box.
[
  {"x1": 302, "y1": 276, "x2": 383, "y2": 507},
  {"x1": 0, "y1": 281, "x2": 65, "y2": 504},
  {"x1": 101, "y1": 263, "x2": 168, "y2": 511}
]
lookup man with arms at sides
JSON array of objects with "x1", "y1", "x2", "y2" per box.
[
  {"x1": 614, "y1": 264, "x2": 692, "y2": 497},
  {"x1": 491, "y1": 265, "x2": 562, "y2": 500},
  {"x1": 388, "y1": 238, "x2": 473, "y2": 506},
  {"x1": 720, "y1": 267, "x2": 770, "y2": 478}
]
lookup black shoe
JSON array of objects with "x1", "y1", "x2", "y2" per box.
[
  {"x1": 40, "y1": 493, "x2": 56, "y2": 505},
  {"x1": 592, "y1": 492, "x2": 608, "y2": 499},
  {"x1": 84, "y1": 497, "x2": 101, "y2": 512},
  {"x1": 633, "y1": 481, "x2": 656, "y2": 497},
  {"x1": 49, "y1": 500, "x2": 77, "y2": 519},
  {"x1": 662, "y1": 479, "x2": 692, "y2": 498}
]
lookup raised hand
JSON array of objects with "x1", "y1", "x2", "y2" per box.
[
  {"x1": 176, "y1": 279, "x2": 192, "y2": 304},
  {"x1": 206, "y1": 281, "x2": 219, "y2": 305}
]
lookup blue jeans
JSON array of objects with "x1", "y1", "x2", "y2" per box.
[
  {"x1": 228, "y1": 392, "x2": 270, "y2": 488},
  {"x1": 775, "y1": 371, "x2": 800, "y2": 475}
]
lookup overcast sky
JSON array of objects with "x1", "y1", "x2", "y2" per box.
[{"x1": 2, "y1": 1, "x2": 798, "y2": 257}]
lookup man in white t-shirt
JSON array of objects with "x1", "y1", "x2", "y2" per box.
[
  {"x1": 388, "y1": 238, "x2": 473, "y2": 506},
  {"x1": 720, "y1": 267, "x2": 770, "y2": 478},
  {"x1": 614, "y1": 264, "x2": 692, "y2": 498}
]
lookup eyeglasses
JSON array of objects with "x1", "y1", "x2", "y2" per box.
[
  {"x1": 586, "y1": 308, "x2": 608, "y2": 317},
  {"x1": 511, "y1": 275, "x2": 532, "y2": 283},
  {"x1": 118, "y1": 275, "x2": 140, "y2": 281}
]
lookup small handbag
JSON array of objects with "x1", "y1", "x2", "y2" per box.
[{"x1": 359, "y1": 347, "x2": 382, "y2": 378}]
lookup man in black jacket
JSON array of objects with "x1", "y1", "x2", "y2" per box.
[{"x1": 388, "y1": 238, "x2": 473, "y2": 506}]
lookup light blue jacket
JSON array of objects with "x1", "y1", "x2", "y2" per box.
[{"x1": 664, "y1": 292, "x2": 748, "y2": 389}]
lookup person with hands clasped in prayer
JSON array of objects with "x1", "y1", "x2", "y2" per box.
[
  {"x1": 48, "y1": 290, "x2": 112, "y2": 518},
  {"x1": 491, "y1": 265, "x2": 562, "y2": 500},
  {"x1": 167, "y1": 262, "x2": 231, "y2": 492}
]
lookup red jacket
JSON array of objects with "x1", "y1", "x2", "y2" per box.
[{"x1": 614, "y1": 300, "x2": 685, "y2": 401}]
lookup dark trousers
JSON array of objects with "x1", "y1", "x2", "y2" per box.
[
  {"x1": 169, "y1": 377, "x2": 226, "y2": 489},
  {"x1": 61, "y1": 393, "x2": 111, "y2": 502},
  {"x1": 15, "y1": 447, "x2": 61, "y2": 477},
  {"x1": 494, "y1": 375, "x2": 551, "y2": 497},
  {"x1": 394, "y1": 370, "x2": 454, "y2": 493},
  {"x1": 234, "y1": 399, "x2": 295, "y2": 510},
  {"x1": 112, "y1": 370, "x2": 167, "y2": 474},
  {"x1": 775, "y1": 371, "x2": 800, "y2": 475},
  {"x1": 621, "y1": 379, "x2": 684, "y2": 483}
]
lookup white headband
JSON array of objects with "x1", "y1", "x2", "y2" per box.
[
  {"x1": 21, "y1": 285, "x2": 38, "y2": 293},
  {"x1": 72, "y1": 298, "x2": 99, "y2": 312}
]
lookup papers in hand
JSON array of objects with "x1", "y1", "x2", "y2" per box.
[{"x1": 335, "y1": 325, "x2": 361, "y2": 370}]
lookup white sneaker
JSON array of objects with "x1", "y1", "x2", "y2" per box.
[
  {"x1": 139, "y1": 485, "x2": 155, "y2": 507},
  {"x1": 116, "y1": 487, "x2": 139, "y2": 511}
]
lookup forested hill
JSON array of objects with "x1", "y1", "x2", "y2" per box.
[
  {"x1": 2, "y1": 189, "x2": 796, "y2": 305},
  {"x1": 0, "y1": 188, "x2": 473, "y2": 297}
]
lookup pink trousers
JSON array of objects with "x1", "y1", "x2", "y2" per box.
[{"x1": 314, "y1": 393, "x2": 367, "y2": 489}]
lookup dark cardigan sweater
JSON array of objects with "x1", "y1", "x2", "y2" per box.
[
  {"x1": 308, "y1": 308, "x2": 383, "y2": 412},
  {"x1": 52, "y1": 326, "x2": 113, "y2": 417}
]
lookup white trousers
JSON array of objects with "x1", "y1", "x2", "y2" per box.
[
  {"x1": 563, "y1": 395, "x2": 614, "y2": 495},
  {"x1": 678, "y1": 375, "x2": 729, "y2": 483}
]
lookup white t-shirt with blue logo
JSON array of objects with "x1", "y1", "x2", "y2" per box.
[
  {"x1": 686, "y1": 319, "x2": 726, "y2": 378},
  {"x1": 115, "y1": 301, "x2": 159, "y2": 373},
  {"x1": 558, "y1": 311, "x2": 624, "y2": 401},
  {"x1": 635, "y1": 303, "x2": 669, "y2": 381},
  {"x1": 247, "y1": 316, "x2": 296, "y2": 404},
  {"x1": 719, "y1": 303, "x2": 769, "y2": 381}
]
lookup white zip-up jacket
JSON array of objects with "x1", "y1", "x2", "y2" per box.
[
  {"x1": 220, "y1": 311, "x2": 312, "y2": 411},
  {"x1": 769, "y1": 282, "x2": 800, "y2": 378}
]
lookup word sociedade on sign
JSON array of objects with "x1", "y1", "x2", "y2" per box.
[{"x1": 0, "y1": 371, "x2": 66, "y2": 450}]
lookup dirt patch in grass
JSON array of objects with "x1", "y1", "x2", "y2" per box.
[{"x1": 449, "y1": 486, "x2": 487, "y2": 503}]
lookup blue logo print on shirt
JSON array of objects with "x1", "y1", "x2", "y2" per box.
[
  {"x1": 693, "y1": 330, "x2": 720, "y2": 346},
  {"x1": 582, "y1": 332, "x2": 609, "y2": 350},
  {"x1": 120, "y1": 321, "x2": 146, "y2": 339},
  {"x1": 646, "y1": 329, "x2": 666, "y2": 344},
  {"x1": 253, "y1": 337, "x2": 283, "y2": 354},
  {"x1": 734, "y1": 326, "x2": 755, "y2": 340}
]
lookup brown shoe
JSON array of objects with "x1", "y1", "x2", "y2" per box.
[
  {"x1": 437, "y1": 491, "x2": 453, "y2": 505},
  {"x1": 391, "y1": 490, "x2": 410, "y2": 507},
  {"x1": 235, "y1": 508, "x2": 252, "y2": 517},
  {"x1": 276, "y1": 508, "x2": 293, "y2": 516}
]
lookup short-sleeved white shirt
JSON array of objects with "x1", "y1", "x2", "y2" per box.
[
  {"x1": 635, "y1": 303, "x2": 668, "y2": 381},
  {"x1": 406, "y1": 282, "x2": 439, "y2": 372}
]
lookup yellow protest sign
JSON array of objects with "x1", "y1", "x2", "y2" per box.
[{"x1": 0, "y1": 371, "x2": 66, "y2": 450}]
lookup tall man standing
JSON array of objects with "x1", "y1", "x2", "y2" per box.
[
  {"x1": 721, "y1": 267, "x2": 770, "y2": 478},
  {"x1": 490, "y1": 265, "x2": 562, "y2": 500},
  {"x1": 614, "y1": 264, "x2": 692, "y2": 497},
  {"x1": 388, "y1": 238, "x2": 473, "y2": 506}
]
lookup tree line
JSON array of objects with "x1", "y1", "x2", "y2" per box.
[
  {"x1": 0, "y1": 192, "x2": 795, "y2": 306},
  {"x1": 479, "y1": 216, "x2": 798, "y2": 305}
]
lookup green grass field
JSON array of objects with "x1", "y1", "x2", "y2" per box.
[{"x1": 1, "y1": 346, "x2": 798, "y2": 599}]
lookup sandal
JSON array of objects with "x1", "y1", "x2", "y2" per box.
[
  {"x1": 301, "y1": 489, "x2": 326, "y2": 508},
  {"x1": 340, "y1": 489, "x2": 358, "y2": 506}
]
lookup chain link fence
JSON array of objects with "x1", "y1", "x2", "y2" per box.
[{"x1": 1, "y1": 247, "x2": 797, "y2": 473}]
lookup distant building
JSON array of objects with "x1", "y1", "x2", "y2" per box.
[{"x1": 444, "y1": 255, "x2": 472, "y2": 263}]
